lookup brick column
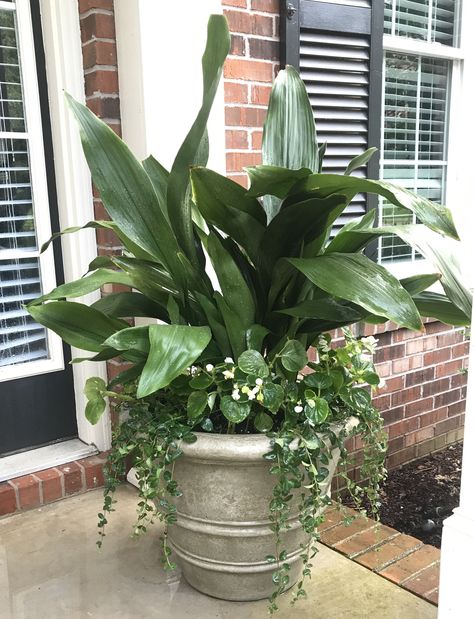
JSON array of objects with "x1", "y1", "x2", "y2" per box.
[
  {"x1": 78, "y1": 0, "x2": 129, "y2": 385},
  {"x1": 223, "y1": 0, "x2": 279, "y2": 187}
]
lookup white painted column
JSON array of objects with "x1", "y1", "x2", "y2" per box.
[
  {"x1": 438, "y1": 304, "x2": 474, "y2": 618},
  {"x1": 114, "y1": 0, "x2": 226, "y2": 172}
]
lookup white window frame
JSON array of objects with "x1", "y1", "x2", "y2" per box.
[
  {"x1": 0, "y1": 0, "x2": 63, "y2": 381},
  {"x1": 379, "y1": 0, "x2": 467, "y2": 280}
]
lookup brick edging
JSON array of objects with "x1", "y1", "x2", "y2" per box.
[
  {"x1": 0, "y1": 452, "x2": 108, "y2": 517},
  {"x1": 320, "y1": 506, "x2": 441, "y2": 605}
]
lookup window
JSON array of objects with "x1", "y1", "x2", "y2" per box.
[
  {"x1": 379, "y1": 0, "x2": 462, "y2": 263},
  {"x1": 0, "y1": 0, "x2": 61, "y2": 380}
]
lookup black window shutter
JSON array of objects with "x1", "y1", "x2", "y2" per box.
[{"x1": 281, "y1": 0, "x2": 384, "y2": 231}]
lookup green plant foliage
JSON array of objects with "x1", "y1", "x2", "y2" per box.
[{"x1": 26, "y1": 13, "x2": 471, "y2": 614}]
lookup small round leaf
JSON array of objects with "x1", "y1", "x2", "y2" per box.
[
  {"x1": 254, "y1": 411, "x2": 273, "y2": 432},
  {"x1": 238, "y1": 349, "x2": 269, "y2": 378},
  {"x1": 187, "y1": 390, "x2": 208, "y2": 420},
  {"x1": 280, "y1": 340, "x2": 307, "y2": 372},
  {"x1": 220, "y1": 396, "x2": 251, "y2": 423}
]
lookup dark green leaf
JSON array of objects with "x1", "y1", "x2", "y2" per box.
[
  {"x1": 278, "y1": 298, "x2": 362, "y2": 322},
  {"x1": 167, "y1": 15, "x2": 230, "y2": 260},
  {"x1": 260, "y1": 193, "x2": 348, "y2": 270},
  {"x1": 30, "y1": 269, "x2": 132, "y2": 305},
  {"x1": 254, "y1": 411, "x2": 273, "y2": 432},
  {"x1": 66, "y1": 94, "x2": 185, "y2": 279},
  {"x1": 205, "y1": 231, "x2": 255, "y2": 328},
  {"x1": 189, "y1": 373, "x2": 213, "y2": 389},
  {"x1": 294, "y1": 174, "x2": 458, "y2": 240},
  {"x1": 400, "y1": 273, "x2": 441, "y2": 296},
  {"x1": 289, "y1": 253, "x2": 423, "y2": 331},
  {"x1": 344, "y1": 147, "x2": 377, "y2": 176},
  {"x1": 214, "y1": 293, "x2": 247, "y2": 359},
  {"x1": 238, "y1": 349, "x2": 269, "y2": 378},
  {"x1": 262, "y1": 382, "x2": 284, "y2": 413},
  {"x1": 280, "y1": 340, "x2": 308, "y2": 372},
  {"x1": 220, "y1": 396, "x2": 251, "y2": 424},
  {"x1": 246, "y1": 324, "x2": 270, "y2": 352},
  {"x1": 92, "y1": 291, "x2": 167, "y2": 320},
  {"x1": 142, "y1": 154, "x2": 169, "y2": 222},
  {"x1": 28, "y1": 301, "x2": 126, "y2": 352},
  {"x1": 260, "y1": 66, "x2": 318, "y2": 220},
  {"x1": 108, "y1": 363, "x2": 145, "y2": 388},
  {"x1": 84, "y1": 377, "x2": 107, "y2": 424},
  {"x1": 304, "y1": 373, "x2": 332, "y2": 390},
  {"x1": 413, "y1": 291, "x2": 471, "y2": 326},
  {"x1": 187, "y1": 391, "x2": 208, "y2": 420},
  {"x1": 246, "y1": 165, "x2": 313, "y2": 200},
  {"x1": 304, "y1": 396, "x2": 329, "y2": 424},
  {"x1": 137, "y1": 325, "x2": 211, "y2": 397},
  {"x1": 191, "y1": 167, "x2": 265, "y2": 266},
  {"x1": 364, "y1": 372, "x2": 380, "y2": 386},
  {"x1": 103, "y1": 326, "x2": 150, "y2": 355}
]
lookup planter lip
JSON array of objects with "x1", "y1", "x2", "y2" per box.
[{"x1": 179, "y1": 416, "x2": 359, "y2": 462}]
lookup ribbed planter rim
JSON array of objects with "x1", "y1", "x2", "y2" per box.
[{"x1": 179, "y1": 416, "x2": 359, "y2": 462}]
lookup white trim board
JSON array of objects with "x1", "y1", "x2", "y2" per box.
[
  {"x1": 38, "y1": 0, "x2": 111, "y2": 452},
  {"x1": 0, "y1": 439, "x2": 97, "y2": 483}
]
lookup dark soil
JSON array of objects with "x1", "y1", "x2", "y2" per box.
[{"x1": 366, "y1": 442, "x2": 463, "y2": 548}]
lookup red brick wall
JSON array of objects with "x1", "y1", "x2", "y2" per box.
[
  {"x1": 370, "y1": 321, "x2": 467, "y2": 469},
  {"x1": 222, "y1": 0, "x2": 469, "y2": 470},
  {"x1": 223, "y1": 0, "x2": 280, "y2": 187},
  {"x1": 78, "y1": 0, "x2": 129, "y2": 385}
]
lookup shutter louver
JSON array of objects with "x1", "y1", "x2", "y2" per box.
[
  {"x1": 0, "y1": 4, "x2": 48, "y2": 368},
  {"x1": 281, "y1": 0, "x2": 383, "y2": 234}
]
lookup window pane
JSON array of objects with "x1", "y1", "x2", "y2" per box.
[
  {"x1": 384, "y1": 53, "x2": 418, "y2": 160},
  {"x1": 0, "y1": 8, "x2": 25, "y2": 133},
  {"x1": 384, "y1": 0, "x2": 460, "y2": 46},
  {"x1": 419, "y1": 57, "x2": 450, "y2": 160},
  {"x1": 379, "y1": 52, "x2": 450, "y2": 263},
  {"x1": 0, "y1": 5, "x2": 47, "y2": 368},
  {"x1": 0, "y1": 257, "x2": 48, "y2": 367}
]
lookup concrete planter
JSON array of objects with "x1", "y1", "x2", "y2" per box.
[{"x1": 167, "y1": 426, "x2": 351, "y2": 601}]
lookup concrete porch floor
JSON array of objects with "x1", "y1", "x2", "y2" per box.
[{"x1": 0, "y1": 485, "x2": 436, "y2": 619}]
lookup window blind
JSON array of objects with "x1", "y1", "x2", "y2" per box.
[
  {"x1": 380, "y1": 52, "x2": 450, "y2": 262},
  {"x1": 384, "y1": 0, "x2": 459, "y2": 47},
  {"x1": 0, "y1": 4, "x2": 48, "y2": 368}
]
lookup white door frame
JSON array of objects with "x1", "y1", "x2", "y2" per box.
[{"x1": 37, "y1": 0, "x2": 111, "y2": 452}]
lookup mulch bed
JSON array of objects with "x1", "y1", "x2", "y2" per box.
[{"x1": 369, "y1": 442, "x2": 463, "y2": 548}]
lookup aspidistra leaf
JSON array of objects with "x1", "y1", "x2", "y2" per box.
[
  {"x1": 289, "y1": 253, "x2": 423, "y2": 331},
  {"x1": 167, "y1": 15, "x2": 230, "y2": 261},
  {"x1": 28, "y1": 301, "x2": 127, "y2": 352},
  {"x1": 137, "y1": 325, "x2": 211, "y2": 398}
]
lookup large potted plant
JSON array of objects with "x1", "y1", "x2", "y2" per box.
[{"x1": 28, "y1": 15, "x2": 471, "y2": 612}]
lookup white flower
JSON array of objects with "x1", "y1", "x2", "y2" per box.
[
  {"x1": 361, "y1": 336, "x2": 378, "y2": 346},
  {"x1": 232, "y1": 390, "x2": 241, "y2": 401},
  {"x1": 306, "y1": 398, "x2": 316, "y2": 408},
  {"x1": 361, "y1": 336, "x2": 379, "y2": 353},
  {"x1": 251, "y1": 386, "x2": 260, "y2": 396},
  {"x1": 359, "y1": 353, "x2": 372, "y2": 363},
  {"x1": 190, "y1": 365, "x2": 199, "y2": 375},
  {"x1": 255, "y1": 378, "x2": 263, "y2": 386},
  {"x1": 294, "y1": 405, "x2": 303, "y2": 413},
  {"x1": 205, "y1": 364, "x2": 214, "y2": 372},
  {"x1": 222, "y1": 369, "x2": 235, "y2": 380},
  {"x1": 224, "y1": 357, "x2": 234, "y2": 364},
  {"x1": 248, "y1": 392, "x2": 256, "y2": 400}
]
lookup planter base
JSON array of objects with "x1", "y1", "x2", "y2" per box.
[{"x1": 165, "y1": 429, "x2": 350, "y2": 601}]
